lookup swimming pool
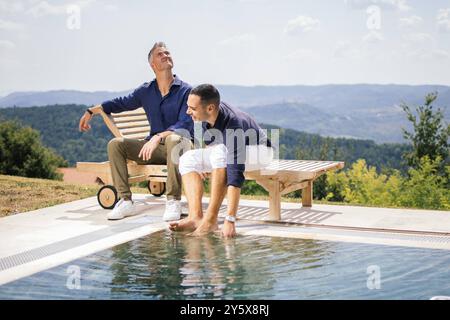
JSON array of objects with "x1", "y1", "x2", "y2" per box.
[{"x1": 0, "y1": 230, "x2": 449, "y2": 299}]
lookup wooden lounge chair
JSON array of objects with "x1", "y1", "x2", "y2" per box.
[{"x1": 76, "y1": 107, "x2": 344, "y2": 219}]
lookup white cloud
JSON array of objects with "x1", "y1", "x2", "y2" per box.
[
  {"x1": 406, "y1": 48, "x2": 450, "y2": 60},
  {"x1": 437, "y1": 8, "x2": 450, "y2": 33},
  {"x1": 0, "y1": 0, "x2": 25, "y2": 13},
  {"x1": 432, "y1": 49, "x2": 450, "y2": 59},
  {"x1": 284, "y1": 49, "x2": 317, "y2": 60},
  {"x1": 104, "y1": 4, "x2": 119, "y2": 12},
  {"x1": 344, "y1": 0, "x2": 411, "y2": 11},
  {"x1": 333, "y1": 41, "x2": 362, "y2": 59},
  {"x1": 400, "y1": 32, "x2": 446, "y2": 60},
  {"x1": 284, "y1": 15, "x2": 320, "y2": 35},
  {"x1": 27, "y1": 1, "x2": 68, "y2": 17},
  {"x1": 403, "y1": 32, "x2": 433, "y2": 43},
  {"x1": 26, "y1": 0, "x2": 95, "y2": 17},
  {"x1": 399, "y1": 15, "x2": 423, "y2": 28},
  {"x1": 0, "y1": 19, "x2": 25, "y2": 31},
  {"x1": 363, "y1": 30, "x2": 384, "y2": 43},
  {"x1": 0, "y1": 40, "x2": 16, "y2": 50},
  {"x1": 218, "y1": 33, "x2": 256, "y2": 46}
]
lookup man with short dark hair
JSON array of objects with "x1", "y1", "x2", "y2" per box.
[
  {"x1": 169, "y1": 84, "x2": 274, "y2": 238},
  {"x1": 79, "y1": 42, "x2": 193, "y2": 221}
]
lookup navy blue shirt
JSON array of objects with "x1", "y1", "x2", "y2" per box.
[
  {"x1": 101, "y1": 75, "x2": 193, "y2": 140},
  {"x1": 203, "y1": 102, "x2": 272, "y2": 188}
]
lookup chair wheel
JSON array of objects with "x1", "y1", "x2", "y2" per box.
[
  {"x1": 147, "y1": 181, "x2": 166, "y2": 197},
  {"x1": 97, "y1": 185, "x2": 119, "y2": 209}
]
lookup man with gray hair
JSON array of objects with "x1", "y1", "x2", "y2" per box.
[{"x1": 79, "y1": 42, "x2": 193, "y2": 221}]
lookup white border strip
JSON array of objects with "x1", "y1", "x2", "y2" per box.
[{"x1": 0, "y1": 223, "x2": 166, "y2": 286}]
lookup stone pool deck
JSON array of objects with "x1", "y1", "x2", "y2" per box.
[{"x1": 0, "y1": 194, "x2": 449, "y2": 285}]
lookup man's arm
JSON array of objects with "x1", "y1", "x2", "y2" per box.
[
  {"x1": 166, "y1": 90, "x2": 193, "y2": 138},
  {"x1": 222, "y1": 185, "x2": 240, "y2": 238},
  {"x1": 101, "y1": 86, "x2": 143, "y2": 114},
  {"x1": 79, "y1": 84, "x2": 143, "y2": 132},
  {"x1": 79, "y1": 104, "x2": 103, "y2": 132},
  {"x1": 221, "y1": 122, "x2": 247, "y2": 238}
]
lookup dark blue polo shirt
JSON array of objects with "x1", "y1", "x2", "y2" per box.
[
  {"x1": 101, "y1": 75, "x2": 193, "y2": 140},
  {"x1": 203, "y1": 102, "x2": 272, "y2": 188}
]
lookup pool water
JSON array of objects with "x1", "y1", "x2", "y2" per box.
[{"x1": 1, "y1": 230, "x2": 449, "y2": 299}]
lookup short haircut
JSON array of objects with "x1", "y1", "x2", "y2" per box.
[
  {"x1": 190, "y1": 84, "x2": 220, "y2": 108},
  {"x1": 148, "y1": 42, "x2": 167, "y2": 62}
]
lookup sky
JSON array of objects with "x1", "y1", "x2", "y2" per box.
[{"x1": 0, "y1": 0, "x2": 450, "y2": 95}]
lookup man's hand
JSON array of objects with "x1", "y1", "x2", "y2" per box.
[
  {"x1": 138, "y1": 135, "x2": 162, "y2": 161},
  {"x1": 198, "y1": 172, "x2": 210, "y2": 180},
  {"x1": 79, "y1": 111, "x2": 93, "y2": 132},
  {"x1": 221, "y1": 220, "x2": 236, "y2": 238}
]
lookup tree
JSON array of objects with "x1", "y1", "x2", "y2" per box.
[
  {"x1": 397, "y1": 156, "x2": 450, "y2": 210},
  {"x1": 0, "y1": 121, "x2": 67, "y2": 180},
  {"x1": 401, "y1": 92, "x2": 450, "y2": 174},
  {"x1": 325, "y1": 159, "x2": 402, "y2": 207}
]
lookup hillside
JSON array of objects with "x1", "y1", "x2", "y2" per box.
[
  {"x1": 1, "y1": 84, "x2": 448, "y2": 143},
  {"x1": 0, "y1": 104, "x2": 411, "y2": 172}
]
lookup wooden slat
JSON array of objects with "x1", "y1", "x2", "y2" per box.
[
  {"x1": 264, "y1": 160, "x2": 342, "y2": 173},
  {"x1": 280, "y1": 181, "x2": 309, "y2": 196},
  {"x1": 122, "y1": 132, "x2": 148, "y2": 139},
  {"x1": 113, "y1": 115, "x2": 148, "y2": 123},
  {"x1": 119, "y1": 126, "x2": 150, "y2": 135},
  {"x1": 306, "y1": 162, "x2": 340, "y2": 171},
  {"x1": 288, "y1": 162, "x2": 327, "y2": 171},
  {"x1": 268, "y1": 161, "x2": 297, "y2": 170},
  {"x1": 279, "y1": 161, "x2": 310, "y2": 170},
  {"x1": 268, "y1": 180, "x2": 281, "y2": 220},
  {"x1": 111, "y1": 108, "x2": 146, "y2": 117},
  {"x1": 116, "y1": 120, "x2": 150, "y2": 129},
  {"x1": 301, "y1": 162, "x2": 343, "y2": 172},
  {"x1": 302, "y1": 181, "x2": 313, "y2": 207}
]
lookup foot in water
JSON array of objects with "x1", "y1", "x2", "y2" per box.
[
  {"x1": 187, "y1": 220, "x2": 218, "y2": 237},
  {"x1": 169, "y1": 216, "x2": 202, "y2": 232}
]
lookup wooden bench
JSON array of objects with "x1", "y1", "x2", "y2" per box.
[{"x1": 76, "y1": 107, "x2": 344, "y2": 219}]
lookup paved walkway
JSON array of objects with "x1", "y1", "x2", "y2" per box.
[{"x1": 0, "y1": 195, "x2": 449, "y2": 285}]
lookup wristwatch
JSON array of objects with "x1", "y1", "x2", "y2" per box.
[{"x1": 225, "y1": 215, "x2": 236, "y2": 223}]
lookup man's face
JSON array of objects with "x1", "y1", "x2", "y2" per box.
[
  {"x1": 150, "y1": 47, "x2": 173, "y2": 72},
  {"x1": 187, "y1": 94, "x2": 210, "y2": 122}
]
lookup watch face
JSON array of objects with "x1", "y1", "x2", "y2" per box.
[{"x1": 225, "y1": 216, "x2": 236, "y2": 222}]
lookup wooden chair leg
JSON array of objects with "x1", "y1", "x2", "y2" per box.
[
  {"x1": 268, "y1": 180, "x2": 281, "y2": 220},
  {"x1": 302, "y1": 181, "x2": 313, "y2": 207}
]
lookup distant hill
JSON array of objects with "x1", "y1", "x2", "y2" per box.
[
  {"x1": 0, "y1": 104, "x2": 410, "y2": 172},
  {"x1": 1, "y1": 84, "x2": 448, "y2": 143},
  {"x1": 243, "y1": 101, "x2": 415, "y2": 142},
  {"x1": 0, "y1": 90, "x2": 131, "y2": 108}
]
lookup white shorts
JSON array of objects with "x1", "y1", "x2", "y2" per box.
[{"x1": 179, "y1": 144, "x2": 274, "y2": 176}]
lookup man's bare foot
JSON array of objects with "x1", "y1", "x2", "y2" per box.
[
  {"x1": 188, "y1": 220, "x2": 218, "y2": 237},
  {"x1": 169, "y1": 216, "x2": 202, "y2": 232}
]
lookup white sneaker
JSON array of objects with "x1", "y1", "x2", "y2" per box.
[
  {"x1": 107, "y1": 199, "x2": 138, "y2": 220},
  {"x1": 163, "y1": 199, "x2": 182, "y2": 221}
]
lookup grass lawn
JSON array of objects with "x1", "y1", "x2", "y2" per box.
[
  {"x1": 0, "y1": 174, "x2": 148, "y2": 217},
  {"x1": 1, "y1": 174, "x2": 420, "y2": 218}
]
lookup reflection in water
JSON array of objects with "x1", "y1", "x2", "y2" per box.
[
  {"x1": 107, "y1": 231, "x2": 333, "y2": 299},
  {"x1": 1, "y1": 231, "x2": 449, "y2": 300}
]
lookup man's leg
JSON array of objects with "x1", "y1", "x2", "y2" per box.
[
  {"x1": 169, "y1": 147, "x2": 214, "y2": 231},
  {"x1": 168, "y1": 171, "x2": 204, "y2": 231},
  {"x1": 163, "y1": 134, "x2": 193, "y2": 200},
  {"x1": 190, "y1": 167, "x2": 227, "y2": 236},
  {"x1": 107, "y1": 137, "x2": 148, "y2": 200},
  {"x1": 150, "y1": 134, "x2": 193, "y2": 221}
]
